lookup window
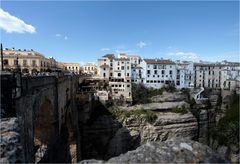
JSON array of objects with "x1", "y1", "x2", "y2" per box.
[
  {"x1": 147, "y1": 70, "x2": 151, "y2": 74},
  {"x1": 118, "y1": 62, "x2": 120, "y2": 66},
  {"x1": 176, "y1": 81, "x2": 180, "y2": 85},
  {"x1": 12, "y1": 59, "x2": 18, "y2": 66},
  {"x1": 110, "y1": 73, "x2": 113, "y2": 76},
  {"x1": 32, "y1": 60, "x2": 36, "y2": 67},
  {"x1": 23, "y1": 60, "x2": 27, "y2": 66},
  {"x1": 127, "y1": 66, "x2": 129, "y2": 70},
  {"x1": 127, "y1": 85, "x2": 130, "y2": 87},
  {"x1": 121, "y1": 66, "x2": 124, "y2": 70},
  {"x1": 169, "y1": 70, "x2": 172, "y2": 75},
  {"x1": 147, "y1": 80, "x2": 149, "y2": 83},
  {"x1": 103, "y1": 73, "x2": 106, "y2": 77},
  {"x1": 127, "y1": 73, "x2": 129, "y2": 76},
  {"x1": 153, "y1": 65, "x2": 157, "y2": 69},
  {"x1": 154, "y1": 70, "x2": 157, "y2": 74},
  {"x1": 162, "y1": 70, "x2": 165, "y2": 74},
  {"x1": 118, "y1": 73, "x2": 121, "y2": 77},
  {"x1": 3, "y1": 59, "x2": 8, "y2": 65}
]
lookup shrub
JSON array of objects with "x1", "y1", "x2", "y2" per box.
[
  {"x1": 171, "y1": 106, "x2": 188, "y2": 115},
  {"x1": 107, "y1": 107, "x2": 157, "y2": 123},
  {"x1": 210, "y1": 94, "x2": 239, "y2": 146}
]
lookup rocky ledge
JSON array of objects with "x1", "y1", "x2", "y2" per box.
[
  {"x1": 0, "y1": 117, "x2": 24, "y2": 163},
  {"x1": 81, "y1": 137, "x2": 228, "y2": 163}
]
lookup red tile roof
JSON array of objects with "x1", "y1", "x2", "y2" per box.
[{"x1": 103, "y1": 54, "x2": 115, "y2": 59}]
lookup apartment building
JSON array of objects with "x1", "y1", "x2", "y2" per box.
[
  {"x1": 1, "y1": 48, "x2": 58, "y2": 74},
  {"x1": 60, "y1": 62, "x2": 81, "y2": 74},
  {"x1": 97, "y1": 54, "x2": 132, "y2": 101},
  {"x1": 140, "y1": 59, "x2": 176, "y2": 88},
  {"x1": 220, "y1": 61, "x2": 240, "y2": 91},
  {"x1": 194, "y1": 63, "x2": 223, "y2": 88},
  {"x1": 176, "y1": 61, "x2": 194, "y2": 89},
  {"x1": 83, "y1": 63, "x2": 97, "y2": 75}
]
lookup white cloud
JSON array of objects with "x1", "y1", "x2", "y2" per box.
[
  {"x1": 55, "y1": 34, "x2": 61, "y2": 37},
  {"x1": 100, "y1": 48, "x2": 110, "y2": 51},
  {"x1": 55, "y1": 33, "x2": 68, "y2": 40},
  {"x1": 167, "y1": 51, "x2": 199, "y2": 60},
  {"x1": 0, "y1": 8, "x2": 36, "y2": 33},
  {"x1": 115, "y1": 49, "x2": 138, "y2": 54},
  {"x1": 136, "y1": 41, "x2": 148, "y2": 48}
]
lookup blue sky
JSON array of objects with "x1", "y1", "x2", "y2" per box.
[{"x1": 1, "y1": 1, "x2": 239, "y2": 64}]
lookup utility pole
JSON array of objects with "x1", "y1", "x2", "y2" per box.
[{"x1": 1, "y1": 43, "x2": 3, "y2": 71}]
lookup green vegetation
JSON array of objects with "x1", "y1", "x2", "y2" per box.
[
  {"x1": 210, "y1": 94, "x2": 239, "y2": 146},
  {"x1": 147, "y1": 88, "x2": 164, "y2": 97},
  {"x1": 107, "y1": 107, "x2": 157, "y2": 123},
  {"x1": 171, "y1": 105, "x2": 188, "y2": 115},
  {"x1": 132, "y1": 83, "x2": 151, "y2": 104},
  {"x1": 132, "y1": 83, "x2": 176, "y2": 105}
]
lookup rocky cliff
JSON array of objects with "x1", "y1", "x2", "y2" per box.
[
  {"x1": 81, "y1": 137, "x2": 228, "y2": 163},
  {"x1": 120, "y1": 111, "x2": 198, "y2": 144},
  {"x1": 0, "y1": 117, "x2": 24, "y2": 163}
]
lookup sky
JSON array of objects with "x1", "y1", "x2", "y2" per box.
[{"x1": 0, "y1": 1, "x2": 239, "y2": 65}]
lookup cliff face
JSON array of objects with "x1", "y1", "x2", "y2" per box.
[
  {"x1": 80, "y1": 108, "x2": 198, "y2": 160},
  {"x1": 80, "y1": 91, "x2": 199, "y2": 160},
  {"x1": 121, "y1": 112, "x2": 198, "y2": 144},
  {"x1": 0, "y1": 117, "x2": 24, "y2": 163},
  {"x1": 81, "y1": 137, "x2": 227, "y2": 163}
]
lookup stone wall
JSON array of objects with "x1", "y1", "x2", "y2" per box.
[{"x1": 14, "y1": 75, "x2": 79, "y2": 163}]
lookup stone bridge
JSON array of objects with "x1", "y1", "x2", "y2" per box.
[{"x1": 13, "y1": 76, "x2": 79, "y2": 163}]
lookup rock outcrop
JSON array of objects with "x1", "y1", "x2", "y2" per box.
[
  {"x1": 81, "y1": 137, "x2": 228, "y2": 163},
  {"x1": 122, "y1": 112, "x2": 198, "y2": 144},
  {"x1": 81, "y1": 115, "x2": 122, "y2": 159},
  {"x1": 151, "y1": 91, "x2": 188, "y2": 102},
  {"x1": 0, "y1": 117, "x2": 24, "y2": 163}
]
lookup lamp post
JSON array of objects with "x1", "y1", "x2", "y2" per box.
[{"x1": 1, "y1": 43, "x2": 3, "y2": 71}]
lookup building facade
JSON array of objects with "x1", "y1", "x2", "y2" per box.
[
  {"x1": 83, "y1": 63, "x2": 97, "y2": 75},
  {"x1": 2, "y1": 48, "x2": 58, "y2": 74},
  {"x1": 140, "y1": 59, "x2": 176, "y2": 88},
  {"x1": 97, "y1": 54, "x2": 132, "y2": 101},
  {"x1": 176, "y1": 61, "x2": 194, "y2": 89},
  {"x1": 60, "y1": 62, "x2": 81, "y2": 74}
]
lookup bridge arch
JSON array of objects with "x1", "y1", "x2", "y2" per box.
[{"x1": 34, "y1": 98, "x2": 55, "y2": 162}]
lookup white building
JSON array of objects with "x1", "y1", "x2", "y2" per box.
[
  {"x1": 140, "y1": 59, "x2": 176, "y2": 88},
  {"x1": 176, "y1": 61, "x2": 194, "y2": 89},
  {"x1": 220, "y1": 61, "x2": 240, "y2": 91},
  {"x1": 97, "y1": 54, "x2": 132, "y2": 101},
  {"x1": 83, "y1": 63, "x2": 97, "y2": 75}
]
